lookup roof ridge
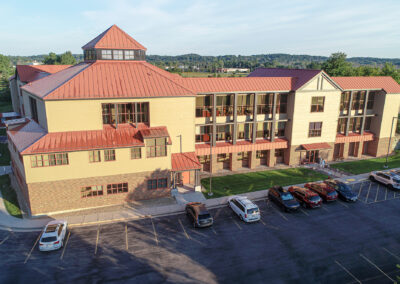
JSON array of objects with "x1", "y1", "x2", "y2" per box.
[{"x1": 112, "y1": 25, "x2": 147, "y2": 51}]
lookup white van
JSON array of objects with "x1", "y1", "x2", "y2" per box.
[{"x1": 228, "y1": 196, "x2": 260, "y2": 223}]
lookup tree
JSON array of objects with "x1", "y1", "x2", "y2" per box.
[
  {"x1": 381, "y1": 62, "x2": 400, "y2": 83},
  {"x1": 0, "y1": 54, "x2": 13, "y2": 102},
  {"x1": 43, "y1": 52, "x2": 58, "y2": 65},
  {"x1": 322, "y1": 52, "x2": 354, "y2": 76},
  {"x1": 59, "y1": 51, "x2": 76, "y2": 65}
]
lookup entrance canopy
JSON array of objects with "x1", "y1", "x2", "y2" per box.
[
  {"x1": 301, "y1": 142, "x2": 332, "y2": 151},
  {"x1": 171, "y1": 152, "x2": 201, "y2": 172}
]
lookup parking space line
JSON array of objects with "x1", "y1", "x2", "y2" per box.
[
  {"x1": 60, "y1": 231, "x2": 71, "y2": 260},
  {"x1": 360, "y1": 253, "x2": 395, "y2": 283},
  {"x1": 260, "y1": 219, "x2": 267, "y2": 226},
  {"x1": 151, "y1": 217, "x2": 159, "y2": 246},
  {"x1": 299, "y1": 209, "x2": 309, "y2": 216},
  {"x1": 374, "y1": 184, "x2": 380, "y2": 202},
  {"x1": 334, "y1": 260, "x2": 361, "y2": 284},
  {"x1": 337, "y1": 200, "x2": 349, "y2": 208},
  {"x1": 357, "y1": 182, "x2": 363, "y2": 197},
  {"x1": 365, "y1": 183, "x2": 372, "y2": 202},
  {"x1": 322, "y1": 206, "x2": 329, "y2": 212},
  {"x1": 125, "y1": 223, "x2": 128, "y2": 250},
  {"x1": 232, "y1": 219, "x2": 242, "y2": 230},
  {"x1": 385, "y1": 188, "x2": 388, "y2": 201},
  {"x1": 94, "y1": 225, "x2": 100, "y2": 255},
  {"x1": 382, "y1": 247, "x2": 400, "y2": 262},
  {"x1": 178, "y1": 219, "x2": 190, "y2": 239},
  {"x1": 212, "y1": 227, "x2": 218, "y2": 235},
  {"x1": 271, "y1": 206, "x2": 288, "y2": 221},
  {"x1": 24, "y1": 233, "x2": 41, "y2": 264},
  {"x1": 0, "y1": 233, "x2": 11, "y2": 246}
]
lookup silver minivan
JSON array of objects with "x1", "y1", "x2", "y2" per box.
[{"x1": 228, "y1": 196, "x2": 260, "y2": 222}]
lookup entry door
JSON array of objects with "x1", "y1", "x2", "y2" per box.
[
  {"x1": 306, "y1": 150, "x2": 319, "y2": 163},
  {"x1": 182, "y1": 171, "x2": 190, "y2": 184}
]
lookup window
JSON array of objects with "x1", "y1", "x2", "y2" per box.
[
  {"x1": 349, "y1": 117, "x2": 362, "y2": 133},
  {"x1": 195, "y1": 125, "x2": 212, "y2": 143},
  {"x1": 147, "y1": 178, "x2": 168, "y2": 190},
  {"x1": 196, "y1": 96, "x2": 213, "y2": 117},
  {"x1": 107, "y1": 183, "x2": 128, "y2": 194},
  {"x1": 340, "y1": 92, "x2": 350, "y2": 111},
  {"x1": 124, "y1": 50, "x2": 135, "y2": 60},
  {"x1": 257, "y1": 93, "x2": 273, "y2": 114},
  {"x1": 102, "y1": 102, "x2": 149, "y2": 125},
  {"x1": 364, "y1": 117, "x2": 372, "y2": 131},
  {"x1": 131, "y1": 147, "x2": 141, "y2": 159},
  {"x1": 216, "y1": 95, "x2": 233, "y2": 116},
  {"x1": 146, "y1": 138, "x2": 167, "y2": 158},
  {"x1": 256, "y1": 150, "x2": 267, "y2": 159},
  {"x1": 237, "y1": 152, "x2": 249, "y2": 161},
  {"x1": 216, "y1": 124, "x2": 233, "y2": 142},
  {"x1": 236, "y1": 94, "x2": 254, "y2": 115},
  {"x1": 29, "y1": 97, "x2": 38, "y2": 123},
  {"x1": 198, "y1": 155, "x2": 210, "y2": 164},
  {"x1": 31, "y1": 153, "x2": 69, "y2": 167},
  {"x1": 89, "y1": 150, "x2": 101, "y2": 163},
  {"x1": 104, "y1": 149, "x2": 116, "y2": 161},
  {"x1": 113, "y1": 50, "x2": 123, "y2": 60},
  {"x1": 237, "y1": 123, "x2": 253, "y2": 140},
  {"x1": 337, "y1": 118, "x2": 347, "y2": 134},
  {"x1": 81, "y1": 185, "x2": 103, "y2": 198},
  {"x1": 276, "y1": 93, "x2": 288, "y2": 114},
  {"x1": 217, "y1": 153, "x2": 229, "y2": 162},
  {"x1": 256, "y1": 122, "x2": 271, "y2": 139},
  {"x1": 275, "y1": 122, "x2": 286, "y2": 137},
  {"x1": 367, "y1": 92, "x2": 375, "y2": 109},
  {"x1": 308, "y1": 122, "x2": 322, "y2": 137},
  {"x1": 84, "y1": 49, "x2": 96, "y2": 61},
  {"x1": 101, "y1": 50, "x2": 112, "y2": 60},
  {"x1": 275, "y1": 149, "x2": 284, "y2": 158},
  {"x1": 352, "y1": 91, "x2": 366, "y2": 111},
  {"x1": 311, "y1": 97, "x2": 325, "y2": 112}
]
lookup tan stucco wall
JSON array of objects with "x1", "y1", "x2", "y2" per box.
[
  {"x1": 44, "y1": 96, "x2": 195, "y2": 153},
  {"x1": 290, "y1": 89, "x2": 341, "y2": 145},
  {"x1": 23, "y1": 145, "x2": 172, "y2": 183},
  {"x1": 371, "y1": 93, "x2": 400, "y2": 138}
]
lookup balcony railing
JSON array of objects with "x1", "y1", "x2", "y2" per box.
[
  {"x1": 195, "y1": 107, "x2": 213, "y2": 118},
  {"x1": 216, "y1": 106, "x2": 234, "y2": 116}
]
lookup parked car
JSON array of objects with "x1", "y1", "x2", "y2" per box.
[
  {"x1": 268, "y1": 186, "x2": 300, "y2": 212},
  {"x1": 305, "y1": 182, "x2": 338, "y2": 202},
  {"x1": 324, "y1": 179, "x2": 358, "y2": 202},
  {"x1": 228, "y1": 196, "x2": 260, "y2": 222},
  {"x1": 288, "y1": 186, "x2": 322, "y2": 208},
  {"x1": 369, "y1": 171, "x2": 400, "y2": 190},
  {"x1": 185, "y1": 202, "x2": 213, "y2": 228},
  {"x1": 39, "y1": 220, "x2": 67, "y2": 252}
]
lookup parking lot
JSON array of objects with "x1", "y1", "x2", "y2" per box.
[{"x1": 0, "y1": 179, "x2": 399, "y2": 283}]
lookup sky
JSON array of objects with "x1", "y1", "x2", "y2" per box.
[{"x1": 1, "y1": 0, "x2": 400, "y2": 58}]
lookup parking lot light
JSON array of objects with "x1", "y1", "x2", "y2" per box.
[{"x1": 384, "y1": 116, "x2": 398, "y2": 169}]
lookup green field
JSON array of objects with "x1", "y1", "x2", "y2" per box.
[
  {"x1": 330, "y1": 152, "x2": 400, "y2": 174},
  {"x1": 201, "y1": 168, "x2": 328, "y2": 199},
  {"x1": 0, "y1": 101, "x2": 13, "y2": 113},
  {"x1": 0, "y1": 175, "x2": 22, "y2": 218}
]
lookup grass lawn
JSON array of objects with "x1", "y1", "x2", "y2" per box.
[
  {"x1": 0, "y1": 101, "x2": 13, "y2": 113},
  {"x1": 201, "y1": 168, "x2": 328, "y2": 199},
  {"x1": 0, "y1": 175, "x2": 22, "y2": 218},
  {"x1": 0, "y1": 144, "x2": 10, "y2": 166},
  {"x1": 330, "y1": 151, "x2": 400, "y2": 174}
]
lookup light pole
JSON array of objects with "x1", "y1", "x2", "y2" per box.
[
  {"x1": 384, "y1": 116, "x2": 398, "y2": 168},
  {"x1": 208, "y1": 132, "x2": 213, "y2": 196}
]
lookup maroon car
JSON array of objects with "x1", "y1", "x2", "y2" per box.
[
  {"x1": 304, "y1": 182, "x2": 338, "y2": 202},
  {"x1": 288, "y1": 186, "x2": 322, "y2": 208}
]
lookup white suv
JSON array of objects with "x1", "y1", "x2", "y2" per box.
[
  {"x1": 39, "y1": 220, "x2": 68, "y2": 251},
  {"x1": 369, "y1": 171, "x2": 400, "y2": 190},
  {"x1": 228, "y1": 196, "x2": 260, "y2": 222}
]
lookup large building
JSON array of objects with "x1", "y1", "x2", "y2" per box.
[{"x1": 7, "y1": 25, "x2": 400, "y2": 216}]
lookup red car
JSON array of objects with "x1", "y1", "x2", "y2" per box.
[
  {"x1": 288, "y1": 186, "x2": 322, "y2": 208},
  {"x1": 304, "y1": 182, "x2": 338, "y2": 202}
]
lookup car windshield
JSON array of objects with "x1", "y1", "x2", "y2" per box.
[
  {"x1": 41, "y1": 236, "x2": 57, "y2": 243},
  {"x1": 309, "y1": 196, "x2": 321, "y2": 202},
  {"x1": 247, "y1": 208, "x2": 259, "y2": 215},
  {"x1": 281, "y1": 193, "x2": 294, "y2": 201},
  {"x1": 340, "y1": 184, "x2": 352, "y2": 192},
  {"x1": 393, "y1": 178, "x2": 400, "y2": 183},
  {"x1": 327, "y1": 191, "x2": 337, "y2": 197},
  {"x1": 198, "y1": 213, "x2": 211, "y2": 220}
]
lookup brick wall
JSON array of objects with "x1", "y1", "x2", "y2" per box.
[{"x1": 26, "y1": 169, "x2": 171, "y2": 215}]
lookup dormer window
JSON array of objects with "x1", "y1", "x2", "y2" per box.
[
  {"x1": 113, "y1": 50, "x2": 123, "y2": 60},
  {"x1": 102, "y1": 50, "x2": 112, "y2": 60},
  {"x1": 124, "y1": 50, "x2": 135, "y2": 60},
  {"x1": 84, "y1": 49, "x2": 97, "y2": 61}
]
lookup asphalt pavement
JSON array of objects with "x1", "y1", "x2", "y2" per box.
[{"x1": 0, "y1": 180, "x2": 399, "y2": 283}]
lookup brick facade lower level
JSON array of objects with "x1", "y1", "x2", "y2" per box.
[{"x1": 26, "y1": 170, "x2": 171, "y2": 215}]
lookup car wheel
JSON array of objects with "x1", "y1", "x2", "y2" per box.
[{"x1": 369, "y1": 176, "x2": 375, "y2": 182}]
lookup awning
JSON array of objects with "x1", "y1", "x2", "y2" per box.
[
  {"x1": 171, "y1": 152, "x2": 201, "y2": 172},
  {"x1": 140, "y1": 126, "x2": 170, "y2": 138},
  {"x1": 301, "y1": 142, "x2": 332, "y2": 151}
]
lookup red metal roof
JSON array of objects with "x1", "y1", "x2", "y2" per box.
[
  {"x1": 140, "y1": 126, "x2": 170, "y2": 139},
  {"x1": 22, "y1": 61, "x2": 194, "y2": 100},
  {"x1": 171, "y1": 152, "x2": 201, "y2": 171},
  {"x1": 332, "y1": 76, "x2": 400, "y2": 94},
  {"x1": 248, "y1": 68, "x2": 322, "y2": 90},
  {"x1": 7, "y1": 119, "x2": 47, "y2": 152},
  {"x1": 21, "y1": 127, "x2": 144, "y2": 155},
  {"x1": 301, "y1": 142, "x2": 332, "y2": 151},
  {"x1": 16, "y1": 65, "x2": 72, "y2": 83},
  {"x1": 178, "y1": 77, "x2": 294, "y2": 93},
  {"x1": 335, "y1": 131, "x2": 374, "y2": 143},
  {"x1": 82, "y1": 25, "x2": 146, "y2": 50}
]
